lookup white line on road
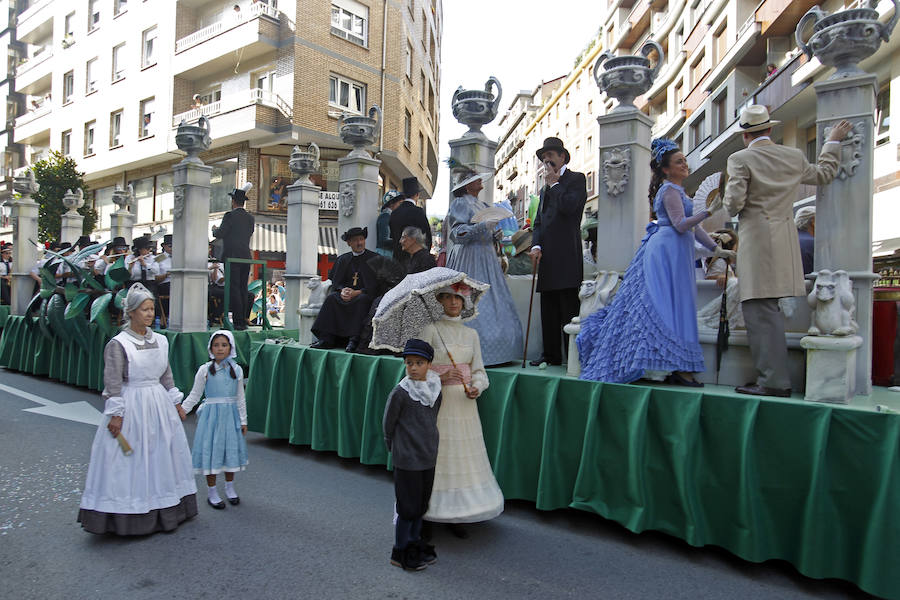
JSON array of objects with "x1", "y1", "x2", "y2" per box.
[
  {"x1": 0, "y1": 382, "x2": 55, "y2": 406},
  {"x1": 0, "y1": 382, "x2": 103, "y2": 426}
]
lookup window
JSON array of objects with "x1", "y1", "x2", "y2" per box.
[
  {"x1": 420, "y1": 71, "x2": 426, "y2": 104},
  {"x1": 128, "y1": 176, "x2": 154, "y2": 224},
  {"x1": 255, "y1": 69, "x2": 276, "y2": 93},
  {"x1": 675, "y1": 80, "x2": 684, "y2": 105},
  {"x1": 142, "y1": 26, "x2": 157, "y2": 68},
  {"x1": 575, "y1": 112, "x2": 580, "y2": 127},
  {"x1": 565, "y1": 92, "x2": 570, "y2": 107},
  {"x1": 876, "y1": 86, "x2": 890, "y2": 144},
  {"x1": 691, "y1": 52, "x2": 706, "y2": 88},
  {"x1": 428, "y1": 83, "x2": 435, "y2": 118},
  {"x1": 209, "y1": 158, "x2": 238, "y2": 213},
  {"x1": 690, "y1": 112, "x2": 706, "y2": 150},
  {"x1": 588, "y1": 100, "x2": 593, "y2": 114},
  {"x1": 84, "y1": 121, "x2": 96, "y2": 156},
  {"x1": 714, "y1": 25, "x2": 728, "y2": 64},
  {"x1": 88, "y1": 0, "x2": 100, "y2": 31},
  {"x1": 713, "y1": 92, "x2": 727, "y2": 137},
  {"x1": 85, "y1": 57, "x2": 98, "y2": 93},
  {"x1": 61, "y1": 129, "x2": 71, "y2": 156},
  {"x1": 329, "y1": 74, "x2": 366, "y2": 113},
  {"x1": 418, "y1": 132, "x2": 424, "y2": 165},
  {"x1": 405, "y1": 41, "x2": 412, "y2": 78},
  {"x1": 94, "y1": 186, "x2": 115, "y2": 228},
  {"x1": 112, "y1": 44, "x2": 125, "y2": 81},
  {"x1": 586, "y1": 171, "x2": 594, "y2": 194},
  {"x1": 403, "y1": 110, "x2": 411, "y2": 148},
  {"x1": 110, "y1": 110, "x2": 122, "y2": 147},
  {"x1": 587, "y1": 135, "x2": 592, "y2": 150},
  {"x1": 65, "y1": 12, "x2": 75, "y2": 36},
  {"x1": 330, "y1": 0, "x2": 368, "y2": 47},
  {"x1": 63, "y1": 71, "x2": 74, "y2": 103},
  {"x1": 139, "y1": 97, "x2": 155, "y2": 138},
  {"x1": 114, "y1": 0, "x2": 127, "y2": 15},
  {"x1": 198, "y1": 88, "x2": 222, "y2": 106}
]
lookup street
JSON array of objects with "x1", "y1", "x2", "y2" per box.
[{"x1": 0, "y1": 369, "x2": 873, "y2": 600}]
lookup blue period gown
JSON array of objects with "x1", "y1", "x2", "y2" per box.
[
  {"x1": 181, "y1": 360, "x2": 249, "y2": 474},
  {"x1": 577, "y1": 182, "x2": 706, "y2": 382},
  {"x1": 446, "y1": 193, "x2": 524, "y2": 365}
]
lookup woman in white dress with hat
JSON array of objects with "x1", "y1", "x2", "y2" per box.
[{"x1": 78, "y1": 283, "x2": 197, "y2": 534}]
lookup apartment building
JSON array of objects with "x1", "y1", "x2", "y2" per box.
[
  {"x1": 0, "y1": 0, "x2": 22, "y2": 226},
  {"x1": 494, "y1": 0, "x2": 899, "y2": 264},
  {"x1": 1, "y1": 0, "x2": 442, "y2": 257}
]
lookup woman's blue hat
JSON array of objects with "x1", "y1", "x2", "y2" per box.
[{"x1": 402, "y1": 338, "x2": 434, "y2": 362}]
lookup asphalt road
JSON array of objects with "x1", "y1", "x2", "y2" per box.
[{"x1": 0, "y1": 369, "x2": 876, "y2": 600}]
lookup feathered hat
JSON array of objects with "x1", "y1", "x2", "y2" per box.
[
  {"x1": 446, "y1": 157, "x2": 492, "y2": 192},
  {"x1": 228, "y1": 182, "x2": 253, "y2": 204}
]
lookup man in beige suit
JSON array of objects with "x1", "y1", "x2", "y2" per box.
[{"x1": 723, "y1": 105, "x2": 852, "y2": 397}]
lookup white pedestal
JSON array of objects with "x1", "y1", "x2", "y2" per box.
[
  {"x1": 284, "y1": 180, "x2": 321, "y2": 330},
  {"x1": 60, "y1": 212, "x2": 84, "y2": 245},
  {"x1": 110, "y1": 210, "x2": 136, "y2": 246},
  {"x1": 800, "y1": 335, "x2": 862, "y2": 404},
  {"x1": 563, "y1": 319, "x2": 581, "y2": 377},
  {"x1": 448, "y1": 134, "x2": 498, "y2": 207},
  {"x1": 337, "y1": 155, "x2": 381, "y2": 253},
  {"x1": 299, "y1": 308, "x2": 318, "y2": 345},
  {"x1": 9, "y1": 197, "x2": 40, "y2": 315}
]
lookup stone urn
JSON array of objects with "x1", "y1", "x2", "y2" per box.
[
  {"x1": 593, "y1": 40, "x2": 665, "y2": 112},
  {"x1": 175, "y1": 115, "x2": 212, "y2": 164},
  {"x1": 62, "y1": 188, "x2": 84, "y2": 215},
  {"x1": 339, "y1": 105, "x2": 381, "y2": 158},
  {"x1": 451, "y1": 76, "x2": 502, "y2": 137},
  {"x1": 112, "y1": 184, "x2": 134, "y2": 215},
  {"x1": 12, "y1": 169, "x2": 39, "y2": 200},
  {"x1": 796, "y1": 0, "x2": 898, "y2": 78},
  {"x1": 289, "y1": 142, "x2": 320, "y2": 185}
]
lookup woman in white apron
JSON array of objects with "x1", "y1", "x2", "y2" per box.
[{"x1": 78, "y1": 283, "x2": 197, "y2": 534}]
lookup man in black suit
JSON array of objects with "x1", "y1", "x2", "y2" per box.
[
  {"x1": 529, "y1": 137, "x2": 587, "y2": 366},
  {"x1": 389, "y1": 177, "x2": 432, "y2": 265},
  {"x1": 311, "y1": 227, "x2": 378, "y2": 352},
  {"x1": 213, "y1": 184, "x2": 255, "y2": 330}
]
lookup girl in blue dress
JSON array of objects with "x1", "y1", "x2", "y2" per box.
[
  {"x1": 577, "y1": 139, "x2": 734, "y2": 385},
  {"x1": 180, "y1": 330, "x2": 249, "y2": 509}
]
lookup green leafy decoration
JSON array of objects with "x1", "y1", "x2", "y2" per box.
[
  {"x1": 248, "y1": 279, "x2": 264, "y2": 294},
  {"x1": 38, "y1": 298, "x2": 53, "y2": 341},
  {"x1": 90, "y1": 293, "x2": 113, "y2": 323},
  {"x1": 47, "y1": 294, "x2": 70, "y2": 343},
  {"x1": 106, "y1": 256, "x2": 130, "y2": 286},
  {"x1": 65, "y1": 292, "x2": 92, "y2": 319},
  {"x1": 30, "y1": 151, "x2": 95, "y2": 244},
  {"x1": 114, "y1": 288, "x2": 128, "y2": 310},
  {"x1": 64, "y1": 283, "x2": 78, "y2": 302}
]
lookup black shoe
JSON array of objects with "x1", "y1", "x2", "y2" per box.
[
  {"x1": 416, "y1": 539, "x2": 437, "y2": 565},
  {"x1": 529, "y1": 356, "x2": 561, "y2": 367},
  {"x1": 735, "y1": 384, "x2": 791, "y2": 398},
  {"x1": 448, "y1": 523, "x2": 469, "y2": 539},
  {"x1": 310, "y1": 339, "x2": 333, "y2": 350},
  {"x1": 666, "y1": 372, "x2": 704, "y2": 388},
  {"x1": 226, "y1": 495, "x2": 240, "y2": 505},
  {"x1": 345, "y1": 337, "x2": 359, "y2": 353},
  {"x1": 390, "y1": 546, "x2": 426, "y2": 571},
  {"x1": 207, "y1": 498, "x2": 226, "y2": 510}
]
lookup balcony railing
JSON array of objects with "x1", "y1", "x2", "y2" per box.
[
  {"x1": 15, "y1": 103, "x2": 51, "y2": 128},
  {"x1": 171, "y1": 88, "x2": 292, "y2": 127},
  {"x1": 175, "y1": 3, "x2": 279, "y2": 53},
  {"x1": 17, "y1": 0, "x2": 52, "y2": 29},
  {"x1": 16, "y1": 48, "x2": 52, "y2": 77}
]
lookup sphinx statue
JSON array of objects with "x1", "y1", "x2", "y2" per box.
[{"x1": 807, "y1": 269, "x2": 857, "y2": 336}]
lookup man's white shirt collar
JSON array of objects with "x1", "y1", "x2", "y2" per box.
[{"x1": 748, "y1": 136, "x2": 772, "y2": 148}]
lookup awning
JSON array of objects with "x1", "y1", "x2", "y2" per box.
[{"x1": 251, "y1": 222, "x2": 339, "y2": 256}]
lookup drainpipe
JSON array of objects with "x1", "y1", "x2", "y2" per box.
[{"x1": 379, "y1": 0, "x2": 387, "y2": 155}]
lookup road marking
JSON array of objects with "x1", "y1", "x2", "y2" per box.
[{"x1": 0, "y1": 382, "x2": 103, "y2": 426}]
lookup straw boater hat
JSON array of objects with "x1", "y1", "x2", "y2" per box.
[
  {"x1": 738, "y1": 104, "x2": 780, "y2": 134},
  {"x1": 511, "y1": 229, "x2": 532, "y2": 256}
]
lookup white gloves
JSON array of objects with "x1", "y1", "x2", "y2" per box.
[
  {"x1": 712, "y1": 246, "x2": 736, "y2": 261},
  {"x1": 706, "y1": 193, "x2": 724, "y2": 215}
]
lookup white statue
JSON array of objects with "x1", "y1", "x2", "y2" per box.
[
  {"x1": 578, "y1": 271, "x2": 620, "y2": 319},
  {"x1": 302, "y1": 276, "x2": 332, "y2": 311},
  {"x1": 807, "y1": 269, "x2": 857, "y2": 336}
]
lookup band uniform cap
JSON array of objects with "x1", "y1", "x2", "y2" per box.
[
  {"x1": 738, "y1": 104, "x2": 780, "y2": 133},
  {"x1": 535, "y1": 137, "x2": 571, "y2": 164},
  {"x1": 110, "y1": 236, "x2": 128, "y2": 248},
  {"x1": 75, "y1": 235, "x2": 92, "y2": 249},
  {"x1": 401, "y1": 338, "x2": 434, "y2": 362},
  {"x1": 132, "y1": 236, "x2": 152, "y2": 250},
  {"x1": 341, "y1": 226, "x2": 368, "y2": 241}
]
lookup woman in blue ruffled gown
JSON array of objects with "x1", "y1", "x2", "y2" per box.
[{"x1": 577, "y1": 139, "x2": 733, "y2": 385}]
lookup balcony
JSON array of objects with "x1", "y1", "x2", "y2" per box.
[
  {"x1": 14, "y1": 49, "x2": 53, "y2": 95},
  {"x1": 14, "y1": 103, "x2": 51, "y2": 144},
  {"x1": 171, "y1": 89, "x2": 292, "y2": 146},
  {"x1": 619, "y1": 0, "x2": 653, "y2": 49},
  {"x1": 173, "y1": 3, "x2": 280, "y2": 78},
  {"x1": 737, "y1": 52, "x2": 810, "y2": 116},
  {"x1": 756, "y1": 0, "x2": 819, "y2": 37},
  {"x1": 704, "y1": 17, "x2": 761, "y2": 93},
  {"x1": 16, "y1": 0, "x2": 53, "y2": 44}
]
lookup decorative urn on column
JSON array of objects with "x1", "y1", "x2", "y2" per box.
[
  {"x1": 62, "y1": 188, "x2": 84, "y2": 215},
  {"x1": 12, "y1": 169, "x2": 39, "y2": 201},
  {"x1": 289, "y1": 142, "x2": 320, "y2": 184},
  {"x1": 338, "y1": 106, "x2": 381, "y2": 158},
  {"x1": 111, "y1": 184, "x2": 133, "y2": 214},
  {"x1": 796, "y1": 0, "x2": 898, "y2": 79},
  {"x1": 593, "y1": 40, "x2": 665, "y2": 111},
  {"x1": 174, "y1": 115, "x2": 212, "y2": 163},
  {"x1": 451, "y1": 76, "x2": 502, "y2": 137}
]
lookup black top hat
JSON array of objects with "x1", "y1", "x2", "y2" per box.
[
  {"x1": 535, "y1": 137, "x2": 571, "y2": 164},
  {"x1": 58, "y1": 242, "x2": 72, "y2": 251},
  {"x1": 401, "y1": 177, "x2": 422, "y2": 199},
  {"x1": 110, "y1": 236, "x2": 128, "y2": 249},
  {"x1": 341, "y1": 226, "x2": 368, "y2": 241},
  {"x1": 133, "y1": 236, "x2": 151, "y2": 251},
  {"x1": 163, "y1": 234, "x2": 172, "y2": 245},
  {"x1": 75, "y1": 235, "x2": 92, "y2": 249},
  {"x1": 49, "y1": 241, "x2": 62, "y2": 251},
  {"x1": 401, "y1": 338, "x2": 434, "y2": 362},
  {"x1": 228, "y1": 182, "x2": 253, "y2": 205}
]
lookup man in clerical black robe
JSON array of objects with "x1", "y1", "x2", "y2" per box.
[{"x1": 311, "y1": 227, "x2": 378, "y2": 353}]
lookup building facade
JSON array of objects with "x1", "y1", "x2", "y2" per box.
[
  {"x1": 494, "y1": 0, "x2": 899, "y2": 263},
  {"x1": 1, "y1": 0, "x2": 443, "y2": 256}
]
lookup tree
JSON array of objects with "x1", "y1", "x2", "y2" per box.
[{"x1": 32, "y1": 151, "x2": 96, "y2": 243}]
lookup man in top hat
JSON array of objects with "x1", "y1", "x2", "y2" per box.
[
  {"x1": 390, "y1": 177, "x2": 432, "y2": 265},
  {"x1": 155, "y1": 234, "x2": 173, "y2": 325},
  {"x1": 311, "y1": 226, "x2": 378, "y2": 352},
  {"x1": 528, "y1": 137, "x2": 587, "y2": 366},
  {"x1": 213, "y1": 183, "x2": 255, "y2": 330},
  {"x1": 0, "y1": 242, "x2": 12, "y2": 305},
  {"x1": 377, "y1": 190, "x2": 403, "y2": 258},
  {"x1": 722, "y1": 105, "x2": 852, "y2": 397}
]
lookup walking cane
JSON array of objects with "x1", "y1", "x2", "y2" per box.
[{"x1": 522, "y1": 254, "x2": 540, "y2": 368}]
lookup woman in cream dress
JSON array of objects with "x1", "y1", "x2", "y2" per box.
[{"x1": 420, "y1": 283, "x2": 503, "y2": 537}]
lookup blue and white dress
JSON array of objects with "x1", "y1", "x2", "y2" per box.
[
  {"x1": 577, "y1": 182, "x2": 706, "y2": 382},
  {"x1": 181, "y1": 358, "x2": 249, "y2": 475}
]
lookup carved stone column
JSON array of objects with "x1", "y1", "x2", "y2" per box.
[
  {"x1": 337, "y1": 106, "x2": 382, "y2": 251},
  {"x1": 168, "y1": 117, "x2": 212, "y2": 333},
  {"x1": 59, "y1": 188, "x2": 85, "y2": 244},
  {"x1": 284, "y1": 143, "x2": 321, "y2": 333},
  {"x1": 9, "y1": 171, "x2": 40, "y2": 315},
  {"x1": 109, "y1": 186, "x2": 136, "y2": 245}
]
